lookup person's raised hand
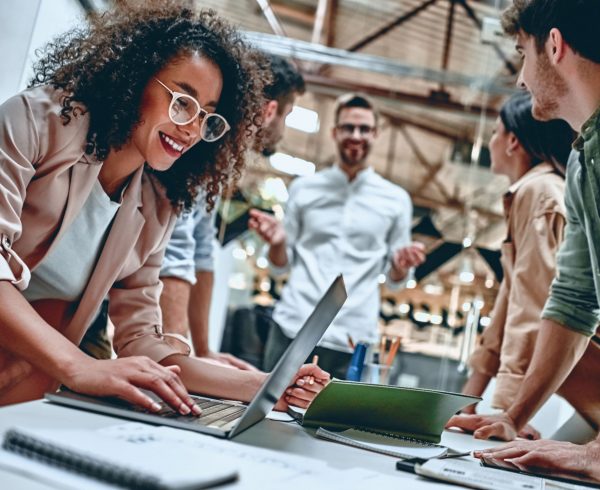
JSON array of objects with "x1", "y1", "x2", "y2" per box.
[
  {"x1": 248, "y1": 209, "x2": 286, "y2": 246},
  {"x1": 391, "y1": 242, "x2": 426, "y2": 279}
]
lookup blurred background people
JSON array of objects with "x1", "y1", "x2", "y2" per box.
[{"x1": 250, "y1": 93, "x2": 425, "y2": 379}]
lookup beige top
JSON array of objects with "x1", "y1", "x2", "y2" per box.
[
  {"x1": 469, "y1": 163, "x2": 566, "y2": 409},
  {"x1": 0, "y1": 86, "x2": 190, "y2": 405}
]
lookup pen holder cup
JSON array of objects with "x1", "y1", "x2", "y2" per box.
[{"x1": 361, "y1": 362, "x2": 392, "y2": 385}]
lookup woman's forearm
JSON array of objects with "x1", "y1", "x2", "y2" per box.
[
  {"x1": 507, "y1": 319, "x2": 588, "y2": 429},
  {"x1": 462, "y1": 370, "x2": 492, "y2": 397},
  {"x1": 161, "y1": 354, "x2": 267, "y2": 401},
  {"x1": 0, "y1": 281, "x2": 85, "y2": 383}
]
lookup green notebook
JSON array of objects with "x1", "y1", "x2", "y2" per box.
[{"x1": 298, "y1": 380, "x2": 480, "y2": 444}]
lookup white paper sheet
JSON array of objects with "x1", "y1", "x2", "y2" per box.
[{"x1": 101, "y1": 423, "x2": 329, "y2": 488}]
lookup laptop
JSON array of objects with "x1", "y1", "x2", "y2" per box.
[{"x1": 45, "y1": 275, "x2": 347, "y2": 439}]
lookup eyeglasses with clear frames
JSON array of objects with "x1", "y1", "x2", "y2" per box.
[
  {"x1": 336, "y1": 124, "x2": 376, "y2": 136},
  {"x1": 154, "y1": 78, "x2": 230, "y2": 142}
]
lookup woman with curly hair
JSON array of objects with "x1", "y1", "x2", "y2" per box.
[{"x1": 0, "y1": 2, "x2": 328, "y2": 413}]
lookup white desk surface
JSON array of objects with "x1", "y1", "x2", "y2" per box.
[{"x1": 0, "y1": 400, "x2": 503, "y2": 489}]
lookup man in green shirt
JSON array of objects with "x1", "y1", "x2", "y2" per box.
[{"x1": 447, "y1": 0, "x2": 600, "y2": 480}]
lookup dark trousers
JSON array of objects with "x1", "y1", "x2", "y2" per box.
[
  {"x1": 79, "y1": 300, "x2": 112, "y2": 360},
  {"x1": 262, "y1": 321, "x2": 352, "y2": 380}
]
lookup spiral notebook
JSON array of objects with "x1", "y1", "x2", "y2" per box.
[
  {"x1": 316, "y1": 427, "x2": 447, "y2": 459},
  {"x1": 2, "y1": 427, "x2": 238, "y2": 489}
]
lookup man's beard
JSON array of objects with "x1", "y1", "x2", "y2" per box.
[
  {"x1": 255, "y1": 126, "x2": 281, "y2": 157},
  {"x1": 531, "y1": 52, "x2": 568, "y2": 121},
  {"x1": 339, "y1": 143, "x2": 370, "y2": 167}
]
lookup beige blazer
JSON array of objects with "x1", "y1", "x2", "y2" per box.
[
  {"x1": 469, "y1": 163, "x2": 566, "y2": 408},
  {"x1": 0, "y1": 86, "x2": 190, "y2": 405}
]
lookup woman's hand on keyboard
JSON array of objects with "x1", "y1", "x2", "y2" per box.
[{"x1": 63, "y1": 356, "x2": 202, "y2": 416}]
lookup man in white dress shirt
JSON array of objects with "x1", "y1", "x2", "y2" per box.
[{"x1": 250, "y1": 93, "x2": 425, "y2": 378}]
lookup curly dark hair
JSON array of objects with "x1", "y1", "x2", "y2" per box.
[{"x1": 29, "y1": 1, "x2": 270, "y2": 212}]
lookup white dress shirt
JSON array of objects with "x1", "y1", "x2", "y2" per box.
[{"x1": 272, "y1": 165, "x2": 412, "y2": 352}]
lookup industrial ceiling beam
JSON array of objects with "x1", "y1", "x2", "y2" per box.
[
  {"x1": 385, "y1": 128, "x2": 398, "y2": 179},
  {"x1": 325, "y1": 0, "x2": 338, "y2": 47},
  {"x1": 456, "y1": 0, "x2": 518, "y2": 75},
  {"x1": 302, "y1": 72, "x2": 499, "y2": 118},
  {"x1": 311, "y1": 0, "x2": 329, "y2": 45},
  {"x1": 440, "y1": 0, "x2": 457, "y2": 90},
  {"x1": 346, "y1": 0, "x2": 439, "y2": 52},
  {"x1": 270, "y1": 3, "x2": 314, "y2": 26},
  {"x1": 384, "y1": 112, "x2": 467, "y2": 141},
  {"x1": 244, "y1": 31, "x2": 515, "y2": 97},
  {"x1": 255, "y1": 0, "x2": 287, "y2": 37},
  {"x1": 398, "y1": 125, "x2": 452, "y2": 202}
]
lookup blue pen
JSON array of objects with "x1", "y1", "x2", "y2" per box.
[{"x1": 345, "y1": 342, "x2": 367, "y2": 381}]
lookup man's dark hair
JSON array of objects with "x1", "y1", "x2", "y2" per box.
[
  {"x1": 500, "y1": 91, "x2": 575, "y2": 175},
  {"x1": 262, "y1": 53, "x2": 305, "y2": 114},
  {"x1": 334, "y1": 92, "x2": 378, "y2": 125},
  {"x1": 502, "y1": 0, "x2": 600, "y2": 63}
]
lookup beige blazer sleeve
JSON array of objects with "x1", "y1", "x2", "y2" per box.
[
  {"x1": 0, "y1": 88, "x2": 90, "y2": 290},
  {"x1": 0, "y1": 93, "x2": 43, "y2": 288},
  {"x1": 469, "y1": 275, "x2": 509, "y2": 377},
  {"x1": 109, "y1": 198, "x2": 191, "y2": 363}
]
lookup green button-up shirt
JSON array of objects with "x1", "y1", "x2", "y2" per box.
[{"x1": 542, "y1": 107, "x2": 600, "y2": 336}]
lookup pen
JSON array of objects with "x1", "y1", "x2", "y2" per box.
[
  {"x1": 385, "y1": 337, "x2": 401, "y2": 367},
  {"x1": 379, "y1": 335, "x2": 387, "y2": 365},
  {"x1": 441, "y1": 451, "x2": 472, "y2": 459},
  {"x1": 308, "y1": 354, "x2": 319, "y2": 385},
  {"x1": 347, "y1": 334, "x2": 355, "y2": 350}
]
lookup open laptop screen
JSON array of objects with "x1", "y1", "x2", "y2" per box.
[{"x1": 229, "y1": 274, "x2": 346, "y2": 437}]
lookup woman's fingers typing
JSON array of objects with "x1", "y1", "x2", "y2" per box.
[
  {"x1": 130, "y1": 358, "x2": 201, "y2": 416},
  {"x1": 66, "y1": 356, "x2": 201, "y2": 416}
]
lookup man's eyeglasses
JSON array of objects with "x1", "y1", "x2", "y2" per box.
[
  {"x1": 154, "y1": 78, "x2": 230, "y2": 142},
  {"x1": 336, "y1": 124, "x2": 376, "y2": 136}
]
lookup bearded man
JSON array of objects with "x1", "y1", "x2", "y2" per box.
[{"x1": 250, "y1": 93, "x2": 425, "y2": 378}]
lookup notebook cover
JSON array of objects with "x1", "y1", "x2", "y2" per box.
[{"x1": 302, "y1": 380, "x2": 480, "y2": 444}]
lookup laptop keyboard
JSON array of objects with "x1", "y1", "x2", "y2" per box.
[{"x1": 147, "y1": 395, "x2": 247, "y2": 430}]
